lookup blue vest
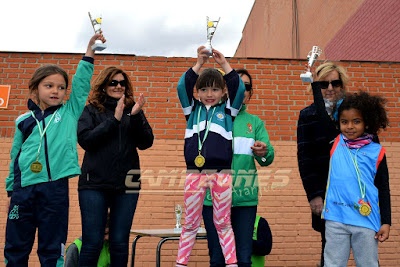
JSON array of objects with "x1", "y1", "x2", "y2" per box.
[{"x1": 322, "y1": 134, "x2": 385, "y2": 232}]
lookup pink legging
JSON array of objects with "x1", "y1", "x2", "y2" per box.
[{"x1": 176, "y1": 172, "x2": 237, "y2": 265}]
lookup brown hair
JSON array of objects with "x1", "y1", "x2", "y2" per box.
[
  {"x1": 307, "y1": 62, "x2": 349, "y2": 94},
  {"x1": 28, "y1": 64, "x2": 69, "y2": 103},
  {"x1": 195, "y1": 68, "x2": 225, "y2": 91},
  {"x1": 90, "y1": 66, "x2": 135, "y2": 112}
]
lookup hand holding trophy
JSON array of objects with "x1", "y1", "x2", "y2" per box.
[
  {"x1": 300, "y1": 46, "x2": 322, "y2": 83},
  {"x1": 174, "y1": 204, "x2": 182, "y2": 231},
  {"x1": 88, "y1": 12, "x2": 107, "y2": 51},
  {"x1": 205, "y1": 16, "x2": 220, "y2": 56}
]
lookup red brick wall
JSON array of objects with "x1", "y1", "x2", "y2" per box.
[{"x1": 0, "y1": 52, "x2": 399, "y2": 266}]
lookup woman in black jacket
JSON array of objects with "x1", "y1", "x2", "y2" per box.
[
  {"x1": 297, "y1": 62, "x2": 390, "y2": 266},
  {"x1": 297, "y1": 62, "x2": 348, "y2": 267},
  {"x1": 77, "y1": 66, "x2": 154, "y2": 266}
]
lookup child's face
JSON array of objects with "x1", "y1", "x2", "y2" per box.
[
  {"x1": 197, "y1": 85, "x2": 226, "y2": 106},
  {"x1": 105, "y1": 73, "x2": 126, "y2": 99},
  {"x1": 339, "y1": 108, "x2": 366, "y2": 139},
  {"x1": 37, "y1": 73, "x2": 67, "y2": 110}
]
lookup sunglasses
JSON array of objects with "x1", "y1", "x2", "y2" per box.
[
  {"x1": 109, "y1": 80, "x2": 126, "y2": 87},
  {"x1": 244, "y1": 83, "x2": 252, "y2": 91},
  {"x1": 319, "y1": 79, "x2": 342, "y2": 89}
]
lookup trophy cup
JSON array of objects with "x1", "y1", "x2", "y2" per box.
[
  {"x1": 300, "y1": 46, "x2": 322, "y2": 83},
  {"x1": 88, "y1": 12, "x2": 107, "y2": 51},
  {"x1": 205, "y1": 16, "x2": 221, "y2": 56},
  {"x1": 174, "y1": 204, "x2": 182, "y2": 231}
]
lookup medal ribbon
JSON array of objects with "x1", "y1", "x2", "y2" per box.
[
  {"x1": 197, "y1": 106, "x2": 216, "y2": 153},
  {"x1": 31, "y1": 110, "x2": 58, "y2": 162},
  {"x1": 346, "y1": 146, "x2": 366, "y2": 199}
]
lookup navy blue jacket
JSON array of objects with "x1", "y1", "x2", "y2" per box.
[{"x1": 177, "y1": 68, "x2": 245, "y2": 171}]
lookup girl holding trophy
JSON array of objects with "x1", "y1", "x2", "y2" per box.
[
  {"x1": 4, "y1": 33, "x2": 105, "y2": 265},
  {"x1": 175, "y1": 45, "x2": 245, "y2": 267}
]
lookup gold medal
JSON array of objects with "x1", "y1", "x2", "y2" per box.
[
  {"x1": 194, "y1": 153, "x2": 205, "y2": 168},
  {"x1": 359, "y1": 203, "x2": 371, "y2": 216},
  {"x1": 31, "y1": 161, "x2": 43, "y2": 173}
]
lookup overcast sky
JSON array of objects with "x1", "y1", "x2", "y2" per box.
[{"x1": 0, "y1": 0, "x2": 254, "y2": 57}]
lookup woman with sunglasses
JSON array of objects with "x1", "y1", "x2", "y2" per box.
[
  {"x1": 77, "y1": 66, "x2": 154, "y2": 266},
  {"x1": 203, "y1": 69, "x2": 275, "y2": 267},
  {"x1": 297, "y1": 62, "x2": 349, "y2": 267}
]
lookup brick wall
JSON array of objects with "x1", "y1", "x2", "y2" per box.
[{"x1": 0, "y1": 52, "x2": 399, "y2": 266}]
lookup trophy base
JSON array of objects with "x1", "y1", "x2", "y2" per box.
[
  {"x1": 300, "y1": 72, "x2": 313, "y2": 83},
  {"x1": 173, "y1": 227, "x2": 182, "y2": 233},
  {"x1": 91, "y1": 43, "x2": 107, "y2": 51}
]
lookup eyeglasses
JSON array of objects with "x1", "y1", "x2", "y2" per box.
[
  {"x1": 108, "y1": 80, "x2": 126, "y2": 87},
  {"x1": 244, "y1": 83, "x2": 252, "y2": 91},
  {"x1": 319, "y1": 79, "x2": 342, "y2": 89}
]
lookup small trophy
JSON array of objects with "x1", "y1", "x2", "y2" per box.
[
  {"x1": 205, "y1": 16, "x2": 221, "y2": 56},
  {"x1": 300, "y1": 46, "x2": 322, "y2": 83},
  {"x1": 174, "y1": 204, "x2": 182, "y2": 231},
  {"x1": 88, "y1": 12, "x2": 107, "y2": 51}
]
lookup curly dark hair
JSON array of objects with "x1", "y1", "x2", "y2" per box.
[{"x1": 333, "y1": 91, "x2": 388, "y2": 135}]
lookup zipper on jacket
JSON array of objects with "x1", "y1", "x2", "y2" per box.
[
  {"x1": 205, "y1": 106, "x2": 209, "y2": 128},
  {"x1": 119, "y1": 123, "x2": 122, "y2": 152},
  {"x1": 42, "y1": 118, "x2": 52, "y2": 181},
  {"x1": 87, "y1": 173, "x2": 89, "y2": 182}
]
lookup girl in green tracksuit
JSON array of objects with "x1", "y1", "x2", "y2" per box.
[{"x1": 5, "y1": 33, "x2": 105, "y2": 266}]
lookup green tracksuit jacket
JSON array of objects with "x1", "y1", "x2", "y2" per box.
[
  {"x1": 6, "y1": 59, "x2": 94, "y2": 194},
  {"x1": 204, "y1": 105, "x2": 274, "y2": 206}
]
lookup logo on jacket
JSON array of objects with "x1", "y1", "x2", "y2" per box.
[
  {"x1": 8, "y1": 205, "x2": 19, "y2": 220},
  {"x1": 54, "y1": 111, "x2": 61, "y2": 123},
  {"x1": 215, "y1": 112, "x2": 225, "y2": 121},
  {"x1": 247, "y1": 123, "x2": 253, "y2": 133}
]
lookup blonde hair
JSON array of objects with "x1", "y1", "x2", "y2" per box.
[{"x1": 306, "y1": 62, "x2": 349, "y2": 93}]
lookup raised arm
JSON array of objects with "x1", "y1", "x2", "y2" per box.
[
  {"x1": 67, "y1": 33, "x2": 106, "y2": 119},
  {"x1": 177, "y1": 47, "x2": 208, "y2": 119},
  {"x1": 212, "y1": 49, "x2": 244, "y2": 116}
]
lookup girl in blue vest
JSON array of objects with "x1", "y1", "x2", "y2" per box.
[{"x1": 321, "y1": 91, "x2": 390, "y2": 266}]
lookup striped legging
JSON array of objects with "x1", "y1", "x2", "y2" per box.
[{"x1": 176, "y1": 172, "x2": 237, "y2": 266}]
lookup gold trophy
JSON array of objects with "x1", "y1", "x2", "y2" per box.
[
  {"x1": 300, "y1": 46, "x2": 322, "y2": 83},
  {"x1": 174, "y1": 204, "x2": 182, "y2": 231},
  {"x1": 88, "y1": 12, "x2": 107, "y2": 51},
  {"x1": 205, "y1": 16, "x2": 220, "y2": 56}
]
